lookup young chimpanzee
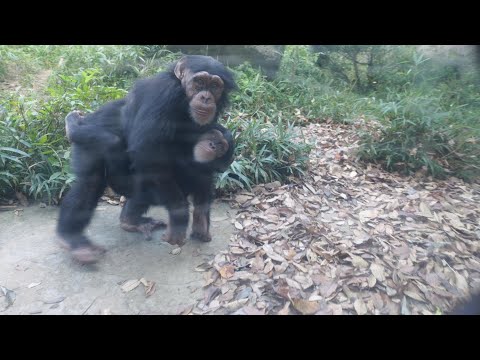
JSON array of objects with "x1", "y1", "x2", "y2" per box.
[{"x1": 57, "y1": 55, "x2": 236, "y2": 263}]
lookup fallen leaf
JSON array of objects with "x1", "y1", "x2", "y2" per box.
[
  {"x1": 404, "y1": 291, "x2": 425, "y2": 302},
  {"x1": 401, "y1": 296, "x2": 410, "y2": 315},
  {"x1": 359, "y1": 209, "x2": 379, "y2": 223},
  {"x1": 354, "y1": 299, "x2": 367, "y2": 315},
  {"x1": 171, "y1": 247, "x2": 182, "y2": 255},
  {"x1": 251, "y1": 255, "x2": 264, "y2": 272},
  {"x1": 0, "y1": 286, "x2": 16, "y2": 308},
  {"x1": 370, "y1": 263, "x2": 386, "y2": 282},
  {"x1": 27, "y1": 282, "x2": 41, "y2": 289},
  {"x1": 219, "y1": 265, "x2": 235, "y2": 279},
  {"x1": 292, "y1": 298, "x2": 321, "y2": 315},
  {"x1": 195, "y1": 262, "x2": 212, "y2": 272},
  {"x1": 235, "y1": 195, "x2": 252, "y2": 204},
  {"x1": 419, "y1": 202, "x2": 433, "y2": 218},
  {"x1": 455, "y1": 272, "x2": 469, "y2": 296},
  {"x1": 319, "y1": 281, "x2": 337, "y2": 298},
  {"x1": 140, "y1": 278, "x2": 156, "y2": 297},
  {"x1": 234, "y1": 222, "x2": 244, "y2": 230},
  {"x1": 121, "y1": 279, "x2": 141, "y2": 293},
  {"x1": 223, "y1": 298, "x2": 248, "y2": 312},
  {"x1": 232, "y1": 306, "x2": 265, "y2": 315},
  {"x1": 350, "y1": 254, "x2": 369, "y2": 269},
  {"x1": 277, "y1": 302, "x2": 290, "y2": 315},
  {"x1": 262, "y1": 244, "x2": 287, "y2": 262},
  {"x1": 263, "y1": 261, "x2": 274, "y2": 274},
  {"x1": 179, "y1": 304, "x2": 194, "y2": 315}
]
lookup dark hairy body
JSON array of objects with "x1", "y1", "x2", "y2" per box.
[{"x1": 57, "y1": 55, "x2": 236, "y2": 263}]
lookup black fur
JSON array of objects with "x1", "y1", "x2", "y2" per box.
[{"x1": 57, "y1": 55, "x2": 236, "y2": 256}]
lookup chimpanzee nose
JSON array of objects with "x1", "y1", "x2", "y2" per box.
[{"x1": 201, "y1": 94, "x2": 211, "y2": 104}]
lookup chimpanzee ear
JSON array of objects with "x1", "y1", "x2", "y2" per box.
[{"x1": 174, "y1": 57, "x2": 188, "y2": 80}]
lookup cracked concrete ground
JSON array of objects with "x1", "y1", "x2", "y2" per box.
[{"x1": 0, "y1": 201, "x2": 235, "y2": 315}]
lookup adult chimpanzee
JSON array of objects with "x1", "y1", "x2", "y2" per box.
[
  {"x1": 66, "y1": 110, "x2": 233, "y2": 246},
  {"x1": 57, "y1": 55, "x2": 236, "y2": 263},
  {"x1": 66, "y1": 110, "x2": 231, "y2": 165}
]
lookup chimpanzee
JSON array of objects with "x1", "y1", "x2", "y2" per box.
[
  {"x1": 57, "y1": 55, "x2": 236, "y2": 263},
  {"x1": 66, "y1": 110, "x2": 231, "y2": 166}
]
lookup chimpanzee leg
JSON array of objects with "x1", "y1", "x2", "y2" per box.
[
  {"x1": 119, "y1": 197, "x2": 166, "y2": 240},
  {"x1": 57, "y1": 147, "x2": 107, "y2": 263},
  {"x1": 120, "y1": 173, "x2": 189, "y2": 245},
  {"x1": 190, "y1": 176, "x2": 214, "y2": 243}
]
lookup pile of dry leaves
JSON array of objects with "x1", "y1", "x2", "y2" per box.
[{"x1": 188, "y1": 121, "x2": 480, "y2": 315}]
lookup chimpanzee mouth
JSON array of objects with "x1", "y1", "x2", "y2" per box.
[
  {"x1": 195, "y1": 109, "x2": 211, "y2": 117},
  {"x1": 193, "y1": 109, "x2": 214, "y2": 125}
]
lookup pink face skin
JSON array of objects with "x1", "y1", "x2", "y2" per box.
[
  {"x1": 174, "y1": 60, "x2": 225, "y2": 126},
  {"x1": 193, "y1": 129, "x2": 228, "y2": 163}
]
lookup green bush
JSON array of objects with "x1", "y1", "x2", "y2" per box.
[
  {"x1": 357, "y1": 91, "x2": 480, "y2": 181},
  {"x1": 0, "y1": 68, "x2": 127, "y2": 203},
  {"x1": 216, "y1": 114, "x2": 312, "y2": 192}
]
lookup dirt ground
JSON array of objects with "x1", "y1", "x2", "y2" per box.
[{"x1": 0, "y1": 201, "x2": 235, "y2": 315}]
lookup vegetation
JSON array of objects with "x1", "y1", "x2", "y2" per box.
[{"x1": 1, "y1": 45, "x2": 478, "y2": 203}]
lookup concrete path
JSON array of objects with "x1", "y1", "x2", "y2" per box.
[{"x1": 0, "y1": 201, "x2": 235, "y2": 315}]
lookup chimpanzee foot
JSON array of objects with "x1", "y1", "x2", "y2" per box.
[
  {"x1": 162, "y1": 227, "x2": 187, "y2": 246},
  {"x1": 120, "y1": 217, "x2": 167, "y2": 240},
  {"x1": 190, "y1": 231, "x2": 212, "y2": 243},
  {"x1": 70, "y1": 245, "x2": 106, "y2": 264},
  {"x1": 58, "y1": 237, "x2": 106, "y2": 264}
]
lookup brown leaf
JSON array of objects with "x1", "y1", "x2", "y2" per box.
[
  {"x1": 404, "y1": 291, "x2": 425, "y2": 302},
  {"x1": 455, "y1": 272, "x2": 469, "y2": 295},
  {"x1": 292, "y1": 299, "x2": 321, "y2": 315},
  {"x1": 319, "y1": 281, "x2": 337, "y2": 298},
  {"x1": 204, "y1": 286, "x2": 221, "y2": 305},
  {"x1": 195, "y1": 262, "x2": 212, "y2": 272},
  {"x1": 179, "y1": 304, "x2": 194, "y2": 315},
  {"x1": 370, "y1": 263, "x2": 386, "y2": 282},
  {"x1": 263, "y1": 261, "x2": 274, "y2": 274},
  {"x1": 139, "y1": 278, "x2": 156, "y2": 297},
  {"x1": 235, "y1": 195, "x2": 252, "y2": 204},
  {"x1": 232, "y1": 306, "x2": 265, "y2": 315},
  {"x1": 230, "y1": 247, "x2": 245, "y2": 255},
  {"x1": 359, "y1": 209, "x2": 379, "y2": 223},
  {"x1": 234, "y1": 222, "x2": 244, "y2": 230},
  {"x1": 393, "y1": 244, "x2": 410, "y2": 259},
  {"x1": 354, "y1": 299, "x2": 367, "y2": 315},
  {"x1": 277, "y1": 302, "x2": 290, "y2": 315},
  {"x1": 121, "y1": 279, "x2": 141, "y2": 293},
  {"x1": 418, "y1": 202, "x2": 433, "y2": 218},
  {"x1": 250, "y1": 255, "x2": 264, "y2": 273},
  {"x1": 170, "y1": 247, "x2": 182, "y2": 255},
  {"x1": 262, "y1": 244, "x2": 287, "y2": 262},
  {"x1": 223, "y1": 298, "x2": 248, "y2": 312},
  {"x1": 353, "y1": 229, "x2": 370, "y2": 244},
  {"x1": 219, "y1": 265, "x2": 235, "y2": 279},
  {"x1": 350, "y1": 254, "x2": 369, "y2": 269}
]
